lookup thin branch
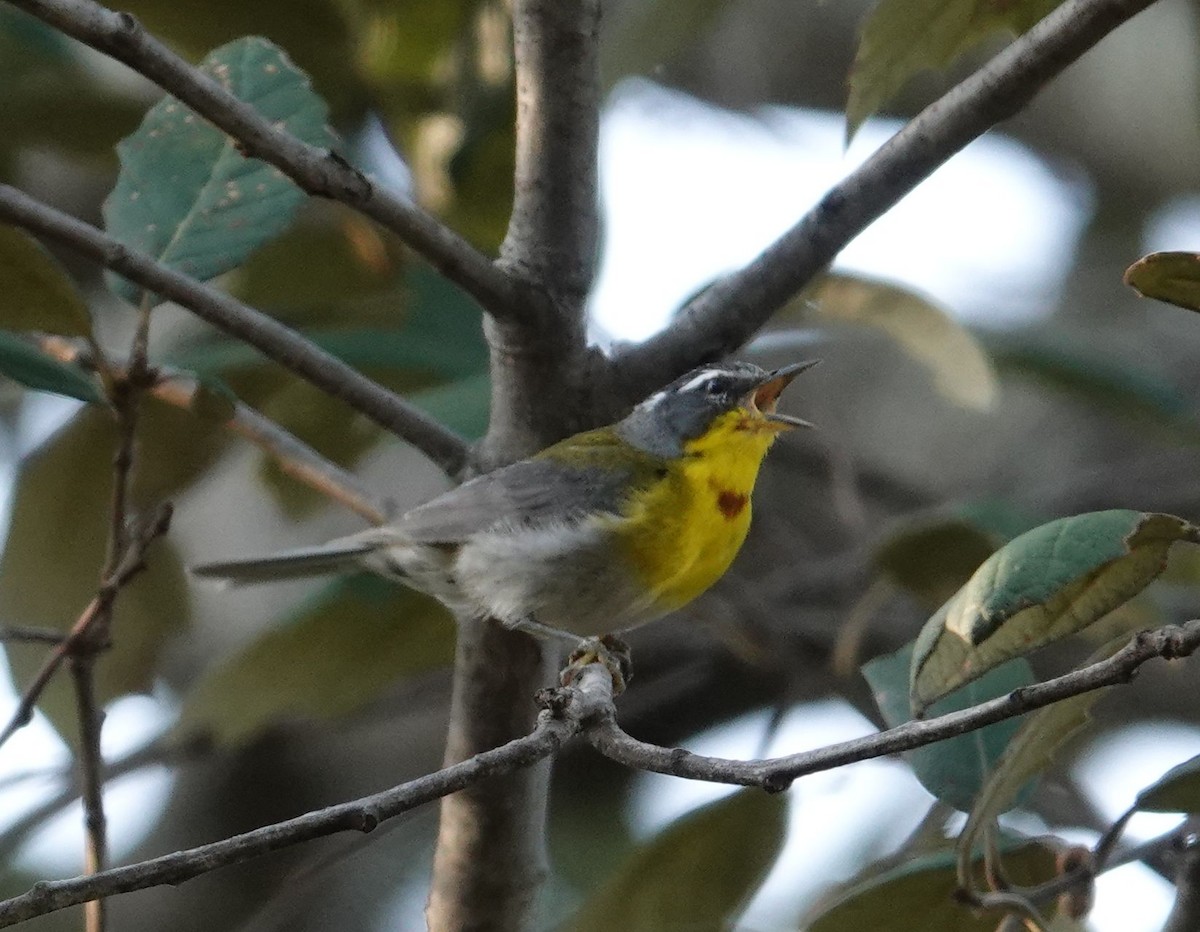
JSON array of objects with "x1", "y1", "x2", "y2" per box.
[
  {"x1": 149, "y1": 378, "x2": 392, "y2": 524},
  {"x1": 0, "y1": 184, "x2": 470, "y2": 478},
  {"x1": 609, "y1": 0, "x2": 1161, "y2": 401},
  {"x1": 1093, "y1": 802, "x2": 1138, "y2": 871},
  {"x1": 1, "y1": 619, "x2": 1196, "y2": 926},
  {"x1": 36, "y1": 336, "x2": 393, "y2": 524},
  {"x1": 0, "y1": 626, "x2": 64, "y2": 644},
  {"x1": 0, "y1": 666, "x2": 615, "y2": 928},
  {"x1": 979, "y1": 822, "x2": 1192, "y2": 918},
  {"x1": 69, "y1": 657, "x2": 107, "y2": 932},
  {"x1": 0, "y1": 504, "x2": 172, "y2": 751},
  {"x1": 67, "y1": 288, "x2": 157, "y2": 932},
  {"x1": 0, "y1": 737, "x2": 208, "y2": 859},
  {"x1": 1164, "y1": 822, "x2": 1200, "y2": 932},
  {"x1": 584, "y1": 621, "x2": 1200, "y2": 791},
  {"x1": 1, "y1": 0, "x2": 527, "y2": 323}
]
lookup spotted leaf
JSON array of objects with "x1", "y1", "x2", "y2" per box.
[{"x1": 103, "y1": 36, "x2": 333, "y2": 303}]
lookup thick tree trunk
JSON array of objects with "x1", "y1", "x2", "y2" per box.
[
  {"x1": 425, "y1": 620, "x2": 555, "y2": 930},
  {"x1": 425, "y1": 1, "x2": 602, "y2": 928}
]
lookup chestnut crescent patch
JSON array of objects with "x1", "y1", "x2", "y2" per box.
[{"x1": 716, "y1": 489, "x2": 748, "y2": 520}]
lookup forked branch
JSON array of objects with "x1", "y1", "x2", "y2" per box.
[{"x1": 1, "y1": 622, "x2": 1195, "y2": 928}]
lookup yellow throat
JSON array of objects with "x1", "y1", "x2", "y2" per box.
[{"x1": 620, "y1": 408, "x2": 785, "y2": 613}]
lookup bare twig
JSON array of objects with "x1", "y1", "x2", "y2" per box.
[
  {"x1": 0, "y1": 620, "x2": 1195, "y2": 926},
  {"x1": 1093, "y1": 802, "x2": 1138, "y2": 871},
  {"x1": 36, "y1": 336, "x2": 393, "y2": 524},
  {"x1": 0, "y1": 0, "x2": 527, "y2": 323},
  {"x1": 148, "y1": 377, "x2": 392, "y2": 524},
  {"x1": 69, "y1": 657, "x2": 108, "y2": 932},
  {"x1": 0, "y1": 504, "x2": 172, "y2": 750},
  {"x1": 954, "y1": 822, "x2": 1190, "y2": 919},
  {"x1": 584, "y1": 622, "x2": 1200, "y2": 790},
  {"x1": 67, "y1": 290, "x2": 157, "y2": 932},
  {"x1": 0, "y1": 665, "x2": 615, "y2": 928},
  {"x1": 0, "y1": 737, "x2": 208, "y2": 859},
  {"x1": 0, "y1": 626, "x2": 64, "y2": 644},
  {"x1": 0, "y1": 184, "x2": 470, "y2": 478},
  {"x1": 609, "y1": 0, "x2": 1161, "y2": 402},
  {"x1": 1164, "y1": 822, "x2": 1200, "y2": 932}
]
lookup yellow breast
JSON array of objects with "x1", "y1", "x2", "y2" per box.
[{"x1": 618, "y1": 410, "x2": 781, "y2": 613}]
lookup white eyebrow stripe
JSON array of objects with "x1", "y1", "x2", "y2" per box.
[{"x1": 679, "y1": 370, "x2": 723, "y2": 393}]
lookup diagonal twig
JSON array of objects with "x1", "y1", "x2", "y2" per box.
[
  {"x1": 0, "y1": 504, "x2": 172, "y2": 751},
  {"x1": 36, "y1": 335, "x2": 393, "y2": 524},
  {"x1": 0, "y1": 184, "x2": 470, "y2": 478},
  {"x1": 1, "y1": 622, "x2": 1197, "y2": 927},
  {"x1": 0, "y1": 0, "x2": 529, "y2": 326},
  {"x1": 0, "y1": 665, "x2": 616, "y2": 928},
  {"x1": 0, "y1": 626, "x2": 65, "y2": 644},
  {"x1": 609, "y1": 0, "x2": 1162, "y2": 402},
  {"x1": 583, "y1": 621, "x2": 1200, "y2": 789}
]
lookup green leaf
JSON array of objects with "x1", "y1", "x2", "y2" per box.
[
  {"x1": 188, "y1": 376, "x2": 238, "y2": 423},
  {"x1": 864, "y1": 643, "x2": 1034, "y2": 812},
  {"x1": 0, "y1": 226, "x2": 92, "y2": 336},
  {"x1": 988, "y1": 335, "x2": 1197, "y2": 438},
  {"x1": 792, "y1": 272, "x2": 998, "y2": 410},
  {"x1": 1137, "y1": 755, "x2": 1200, "y2": 814},
  {"x1": 846, "y1": 0, "x2": 1061, "y2": 139},
  {"x1": 0, "y1": 403, "x2": 214, "y2": 744},
  {"x1": 177, "y1": 576, "x2": 454, "y2": 746},
  {"x1": 0, "y1": 9, "x2": 144, "y2": 162},
  {"x1": 408, "y1": 372, "x2": 490, "y2": 440},
  {"x1": 169, "y1": 265, "x2": 489, "y2": 384},
  {"x1": 103, "y1": 36, "x2": 333, "y2": 303},
  {"x1": 114, "y1": 0, "x2": 363, "y2": 121},
  {"x1": 600, "y1": 0, "x2": 731, "y2": 89},
  {"x1": 0, "y1": 331, "x2": 100, "y2": 402},
  {"x1": 254, "y1": 378, "x2": 382, "y2": 517},
  {"x1": 806, "y1": 840, "x2": 1057, "y2": 931},
  {"x1": 0, "y1": 6, "x2": 73, "y2": 71},
  {"x1": 165, "y1": 261, "x2": 488, "y2": 512},
  {"x1": 873, "y1": 516, "x2": 1000, "y2": 611},
  {"x1": 230, "y1": 203, "x2": 404, "y2": 318},
  {"x1": 956, "y1": 635, "x2": 1128, "y2": 884},
  {"x1": 441, "y1": 90, "x2": 517, "y2": 252},
  {"x1": 1125, "y1": 251, "x2": 1200, "y2": 313},
  {"x1": 565, "y1": 790, "x2": 787, "y2": 932},
  {"x1": 910, "y1": 510, "x2": 1198, "y2": 713}
]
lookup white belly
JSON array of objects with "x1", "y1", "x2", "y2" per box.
[{"x1": 376, "y1": 519, "x2": 656, "y2": 637}]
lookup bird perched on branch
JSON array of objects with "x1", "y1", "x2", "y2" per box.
[{"x1": 194, "y1": 361, "x2": 815, "y2": 658}]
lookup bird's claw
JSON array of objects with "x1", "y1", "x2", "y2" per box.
[{"x1": 560, "y1": 634, "x2": 633, "y2": 696}]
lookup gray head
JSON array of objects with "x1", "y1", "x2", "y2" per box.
[{"x1": 616, "y1": 360, "x2": 817, "y2": 458}]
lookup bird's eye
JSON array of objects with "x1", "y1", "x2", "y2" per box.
[{"x1": 704, "y1": 377, "x2": 729, "y2": 396}]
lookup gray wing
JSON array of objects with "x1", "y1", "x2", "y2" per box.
[{"x1": 395, "y1": 458, "x2": 637, "y2": 544}]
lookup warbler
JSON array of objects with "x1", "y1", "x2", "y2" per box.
[{"x1": 193, "y1": 360, "x2": 815, "y2": 640}]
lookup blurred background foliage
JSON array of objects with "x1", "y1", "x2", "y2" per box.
[{"x1": 1, "y1": 0, "x2": 1200, "y2": 929}]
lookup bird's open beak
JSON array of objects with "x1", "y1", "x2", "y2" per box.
[{"x1": 749, "y1": 360, "x2": 819, "y2": 429}]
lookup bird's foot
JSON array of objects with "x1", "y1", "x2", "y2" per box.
[
  {"x1": 560, "y1": 634, "x2": 633, "y2": 696},
  {"x1": 500, "y1": 615, "x2": 583, "y2": 646}
]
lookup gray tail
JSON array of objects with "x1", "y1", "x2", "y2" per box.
[{"x1": 191, "y1": 541, "x2": 376, "y2": 586}]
